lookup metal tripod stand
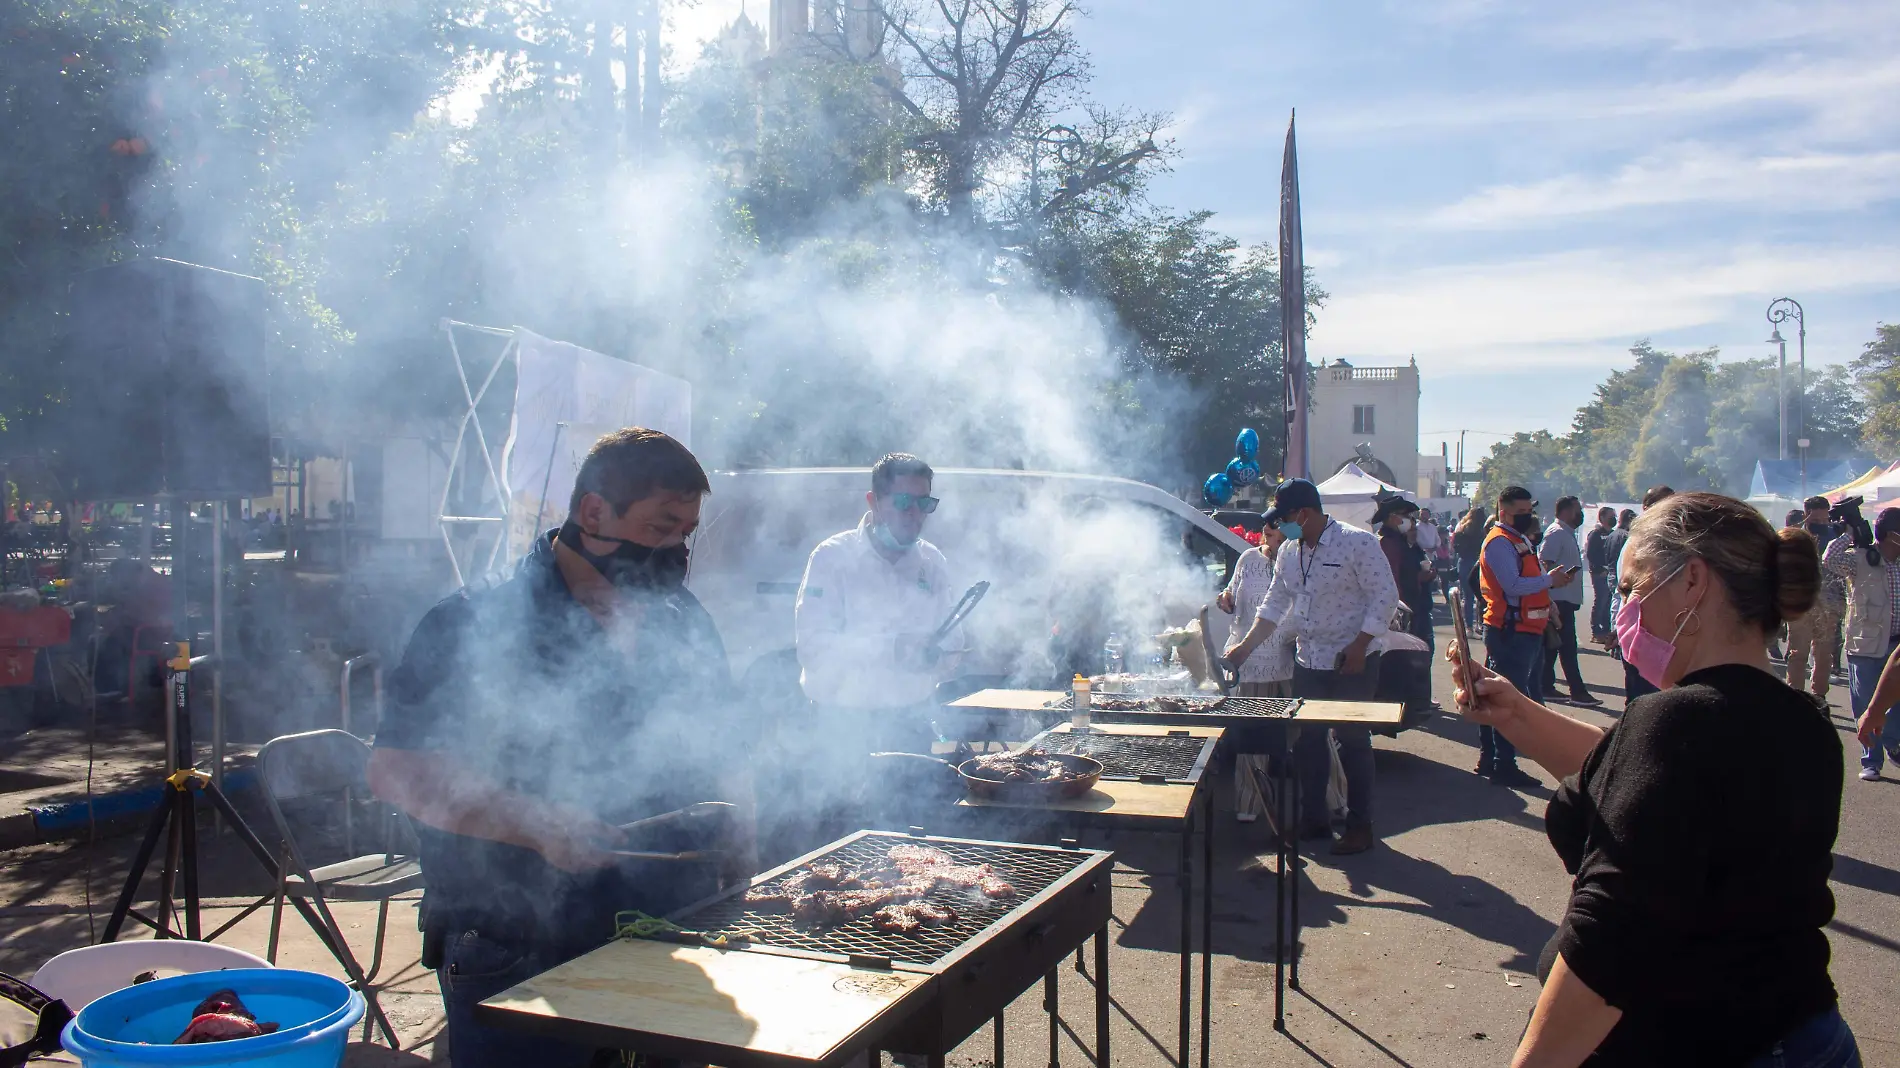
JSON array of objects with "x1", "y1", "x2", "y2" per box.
[{"x1": 99, "y1": 644, "x2": 331, "y2": 947}]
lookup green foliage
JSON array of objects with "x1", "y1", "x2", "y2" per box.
[{"x1": 1480, "y1": 332, "x2": 1890, "y2": 507}]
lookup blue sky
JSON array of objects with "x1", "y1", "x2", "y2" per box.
[{"x1": 666, "y1": 1, "x2": 1900, "y2": 465}]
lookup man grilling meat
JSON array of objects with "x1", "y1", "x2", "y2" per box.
[
  {"x1": 787, "y1": 454, "x2": 963, "y2": 847},
  {"x1": 369, "y1": 428, "x2": 744, "y2": 1068}
]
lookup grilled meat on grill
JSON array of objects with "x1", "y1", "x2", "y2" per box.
[
  {"x1": 977, "y1": 874, "x2": 1017, "y2": 899},
  {"x1": 742, "y1": 886, "x2": 794, "y2": 912},
  {"x1": 871, "y1": 901, "x2": 959, "y2": 933},
  {"x1": 888, "y1": 844, "x2": 954, "y2": 870},
  {"x1": 791, "y1": 885, "x2": 926, "y2": 926},
  {"x1": 1086, "y1": 695, "x2": 1226, "y2": 714}
]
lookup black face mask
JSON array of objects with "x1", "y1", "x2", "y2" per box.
[
  {"x1": 558, "y1": 521, "x2": 686, "y2": 588},
  {"x1": 1510, "y1": 513, "x2": 1538, "y2": 534}
]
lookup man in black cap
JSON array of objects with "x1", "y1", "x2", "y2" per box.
[{"x1": 1225, "y1": 478, "x2": 1400, "y2": 855}]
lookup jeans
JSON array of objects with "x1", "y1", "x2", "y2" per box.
[
  {"x1": 438, "y1": 930, "x2": 598, "y2": 1068},
  {"x1": 1483, "y1": 625, "x2": 1544, "y2": 774},
  {"x1": 1847, "y1": 649, "x2": 1900, "y2": 772},
  {"x1": 1292, "y1": 657, "x2": 1381, "y2": 829},
  {"x1": 1742, "y1": 1007, "x2": 1861, "y2": 1068},
  {"x1": 1542, "y1": 602, "x2": 1589, "y2": 696},
  {"x1": 1458, "y1": 556, "x2": 1481, "y2": 629},
  {"x1": 1589, "y1": 571, "x2": 1612, "y2": 637}
]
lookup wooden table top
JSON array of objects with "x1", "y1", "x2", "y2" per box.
[
  {"x1": 949, "y1": 689, "x2": 1404, "y2": 727},
  {"x1": 951, "y1": 725, "x2": 1221, "y2": 830},
  {"x1": 479, "y1": 937, "x2": 934, "y2": 1067}
]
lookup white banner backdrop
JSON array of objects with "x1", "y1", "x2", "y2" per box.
[{"x1": 502, "y1": 328, "x2": 692, "y2": 557}]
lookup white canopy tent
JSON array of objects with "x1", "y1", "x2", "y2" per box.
[{"x1": 1316, "y1": 463, "x2": 1415, "y2": 528}]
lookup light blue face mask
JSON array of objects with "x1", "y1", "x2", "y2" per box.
[
  {"x1": 1277, "y1": 519, "x2": 1304, "y2": 541},
  {"x1": 868, "y1": 521, "x2": 918, "y2": 554}
]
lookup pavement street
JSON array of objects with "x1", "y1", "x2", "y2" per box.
[{"x1": 2, "y1": 619, "x2": 1896, "y2": 1067}]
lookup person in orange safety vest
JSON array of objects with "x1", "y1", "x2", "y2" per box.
[{"x1": 1475, "y1": 485, "x2": 1578, "y2": 787}]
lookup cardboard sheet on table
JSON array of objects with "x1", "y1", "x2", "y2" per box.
[{"x1": 481, "y1": 937, "x2": 933, "y2": 1064}]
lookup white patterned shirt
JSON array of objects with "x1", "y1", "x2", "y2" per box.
[
  {"x1": 1223, "y1": 546, "x2": 1295, "y2": 683},
  {"x1": 1257, "y1": 519, "x2": 1402, "y2": 671}
]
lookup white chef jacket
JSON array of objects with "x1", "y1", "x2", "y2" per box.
[
  {"x1": 795, "y1": 513, "x2": 960, "y2": 708},
  {"x1": 1256, "y1": 519, "x2": 1401, "y2": 671}
]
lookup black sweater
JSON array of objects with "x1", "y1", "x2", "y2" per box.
[{"x1": 1542, "y1": 664, "x2": 1842, "y2": 1065}]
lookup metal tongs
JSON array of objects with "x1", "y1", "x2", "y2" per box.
[
  {"x1": 923, "y1": 580, "x2": 990, "y2": 665},
  {"x1": 607, "y1": 801, "x2": 737, "y2": 863}
]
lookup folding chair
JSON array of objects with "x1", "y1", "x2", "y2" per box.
[{"x1": 257, "y1": 729, "x2": 423, "y2": 1049}]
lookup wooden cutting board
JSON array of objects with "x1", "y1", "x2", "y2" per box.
[
  {"x1": 480, "y1": 938, "x2": 935, "y2": 1066},
  {"x1": 1293, "y1": 699, "x2": 1405, "y2": 726},
  {"x1": 945, "y1": 688, "x2": 1065, "y2": 711}
]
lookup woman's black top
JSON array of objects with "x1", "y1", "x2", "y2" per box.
[{"x1": 1542, "y1": 664, "x2": 1842, "y2": 1065}]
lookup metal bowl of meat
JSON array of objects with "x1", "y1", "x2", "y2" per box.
[{"x1": 957, "y1": 751, "x2": 1103, "y2": 803}]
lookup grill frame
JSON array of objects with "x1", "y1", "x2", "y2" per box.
[
  {"x1": 672, "y1": 832, "x2": 1095, "y2": 968},
  {"x1": 1049, "y1": 693, "x2": 1304, "y2": 727},
  {"x1": 670, "y1": 830, "x2": 1113, "y2": 1058},
  {"x1": 1023, "y1": 726, "x2": 1218, "y2": 784}
]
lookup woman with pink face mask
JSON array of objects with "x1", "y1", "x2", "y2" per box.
[{"x1": 1446, "y1": 492, "x2": 1856, "y2": 1068}]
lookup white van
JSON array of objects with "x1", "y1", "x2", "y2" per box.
[{"x1": 686, "y1": 468, "x2": 1252, "y2": 692}]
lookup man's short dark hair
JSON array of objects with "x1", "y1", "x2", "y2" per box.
[
  {"x1": 1641, "y1": 485, "x2": 1675, "y2": 509},
  {"x1": 1804, "y1": 495, "x2": 1830, "y2": 513},
  {"x1": 1555, "y1": 495, "x2": 1581, "y2": 517},
  {"x1": 871, "y1": 453, "x2": 934, "y2": 495},
  {"x1": 1618, "y1": 509, "x2": 1636, "y2": 528},
  {"x1": 569, "y1": 427, "x2": 709, "y2": 515},
  {"x1": 1785, "y1": 509, "x2": 1804, "y2": 528},
  {"x1": 1498, "y1": 485, "x2": 1533, "y2": 507},
  {"x1": 1598, "y1": 505, "x2": 1616, "y2": 521}
]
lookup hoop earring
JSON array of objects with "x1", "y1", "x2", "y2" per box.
[{"x1": 1673, "y1": 607, "x2": 1702, "y2": 637}]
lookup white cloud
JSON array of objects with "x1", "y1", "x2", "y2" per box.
[
  {"x1": 1426, "y1": 146, "x2": 1900, "y2": 229},
  {"x1": 1310, "y1": 243, "x2": 1900, "y2": 373}
]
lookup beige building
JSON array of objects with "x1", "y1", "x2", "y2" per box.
[{"x1": 1308, "y1": 358, "x2": 1421, "y2": 492}]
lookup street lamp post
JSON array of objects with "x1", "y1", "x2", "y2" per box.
[{"x1": 1767, "y1": 297, "x2": 1806, "y2": 461}]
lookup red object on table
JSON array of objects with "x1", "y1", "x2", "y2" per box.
[
  {"x1": 0, "y1": 605, "x2": 71, "y2": 648},
  {"x1": 0, "y1": 648, "x2": 33, "y2": 686}
]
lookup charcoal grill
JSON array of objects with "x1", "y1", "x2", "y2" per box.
[
  {"x1": 1025, "y1": 726, "x2": 1217, "y2": 784},
  {"x1": 1048, "y1": 693, "x2": 1302, "y2": 725},
  {"x1": 678, "y1": 831, "x2": 1112, "y2": 1064}
]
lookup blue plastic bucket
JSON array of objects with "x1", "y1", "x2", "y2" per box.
[{"x1": 62, "y1": 968, "x2": 365, "y2": 1067}]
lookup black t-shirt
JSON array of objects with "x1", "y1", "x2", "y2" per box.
[
  {"x1": 1543, "y1": 664, "x2": 1841, "y2": 1065},
  {"x1": 377, "y1": 531, "x2": 734, "y2": 953}
]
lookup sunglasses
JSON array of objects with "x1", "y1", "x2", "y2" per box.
[{"x1": 887, "y1": 493, "x2": 940, "y2": 515}]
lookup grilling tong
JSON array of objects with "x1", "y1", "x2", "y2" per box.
[
  {"x1": 606, "y1": 801, "x2": 736, "y2": 862},
  {"x1": 922, "y1": 580, "x2": 990, "y2": 665}
]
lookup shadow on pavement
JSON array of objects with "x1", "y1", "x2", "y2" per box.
[{"x1": 1832, "y1": 853, "x2": 1900, "y2": 899}]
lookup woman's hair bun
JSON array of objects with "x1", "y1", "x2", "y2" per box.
[{"x1": 1772, "y1": 525, "x2": 1820, "y2": 625}]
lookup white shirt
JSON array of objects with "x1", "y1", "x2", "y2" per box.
[
  {"x1": 1224, "y1": 546, "x2": 1295, "y2": 683},
  {"x1": 1257, "y1": 519, "x2": 1402, "y2": 671},
  {"x1": 795, "y1": 513, "x2": 959, "y2": 708},
  {"x1": 1537, "y1": 519, "x2": 1585, "y2": 606}
]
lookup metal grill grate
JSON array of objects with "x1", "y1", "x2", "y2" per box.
[
  {"x1": 679, "y1": 835, "x2": 1091, "y2": 966},
  {"x1": 1026, "y1": 732, "x2": 1211, "y2": 782},
  {"x1": 1047, "y1": 695, "x2": 1301, "y2": 719}
]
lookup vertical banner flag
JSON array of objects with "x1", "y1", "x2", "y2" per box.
[{"x1": 1279, "y1": 110, "x2": 1311, "y2": 481}]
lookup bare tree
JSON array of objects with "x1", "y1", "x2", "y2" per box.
[{"x1": 876, "y1": 0, "x2": 1165, "y2": 228}]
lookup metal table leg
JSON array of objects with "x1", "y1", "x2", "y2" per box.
[
  {"x1": 1290, "y1": 744, "x2": 1302, "y2": 992},
  {"x1": 1045, "y1": 969, "x2": 1059, "y2": 1068},
  {"x1": 1094, "y1": 925, "x2": 1110, "y2": 1067},
  {"x1": 1273, "y1": 731, "x2": 1291, "y2": 1031},
  {"x1": 1200, "y1": 787, "x2": 1213, "y2": 1068},
  {"x1": 1178, "y1": 803, "x2": 1192, "y2": 1068}
]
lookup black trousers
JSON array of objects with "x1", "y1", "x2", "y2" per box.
[{"x1": 1541, "y1": 601, "x2": 1588, "y2": 695}]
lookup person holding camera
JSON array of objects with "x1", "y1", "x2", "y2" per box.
[
  {"x1": 1823, "y1": 501, "x2": 1900, "y2": 781},
  {"x1": 1445, "y1": 492, "x2": 1855, "y2": 1068}
]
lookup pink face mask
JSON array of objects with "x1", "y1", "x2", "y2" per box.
[{"x1": 1615, "y1": 564, "x2": 1699, "y2": 688}]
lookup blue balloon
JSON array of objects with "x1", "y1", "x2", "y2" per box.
[
  {"x1": 1235, "y1": 428, "x2": 1260, "y2": 461},
  {"x1": 1203, "y1": 472, "x2": 1235, "y2": 506},
  {"x1": 1227, "y1": 458, "x2": 1261, "y2": 487}
]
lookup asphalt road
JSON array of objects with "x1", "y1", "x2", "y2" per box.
[{"x1": 1, "y1": 621, "x2": 1894, "y2": 1067}]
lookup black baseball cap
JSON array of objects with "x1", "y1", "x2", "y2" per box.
[{"x1": 1261, "y1": 478, "x2": 1323, "y2": 526}]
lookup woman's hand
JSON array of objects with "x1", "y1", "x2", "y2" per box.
[
  {"x1": 1216, "y1": 589, "x2": 1236, "y2": 614},
  {"x1": 1445, "y1": 639, "x2": 1528, "y2": 729},
  {"x1": 1859, "y1": 706, "x2": 1888, "y2": 750}
]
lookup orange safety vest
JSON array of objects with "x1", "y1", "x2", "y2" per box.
[{"x1": 1480, "y1": 523, "x2": 1552, "y2": 634}]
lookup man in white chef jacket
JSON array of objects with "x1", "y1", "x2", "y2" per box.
[{"x1": 796, "y1": 453, "x2": 962, "y2": 756}]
